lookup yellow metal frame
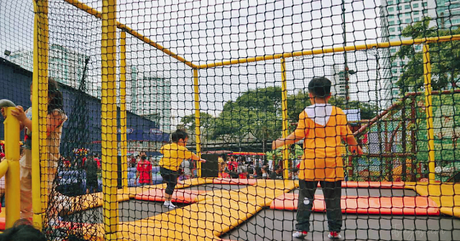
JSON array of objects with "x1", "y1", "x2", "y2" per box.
[
  {"x1": 22, "y1": 0, "x2": 458, "y2": 236},
  {"x1": 193, "y1": 69, "x2": 202, "y2": 177},
  {"x1": 32, "y1": 0, "x2": 49, "y2": 230},
  {"x1": 422, "y1": 44, "x2": 436, "y2": 183},
  {"x1": 2, "y1": 107, "x2": 21, "y2": 229},
  {"x1": 101, "y1": 0, "x2": 119, "y2": 239},
  {"x1": 280, "y1": 58, "x2": 290, "y2": 179},
  {"x1": 120, "y1": 31, "x2": 128, "y2": 189}
]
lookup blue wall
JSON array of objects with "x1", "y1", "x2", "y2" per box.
[{"x1": 0, "y1": 57, "x2": 169, "y2": 156}]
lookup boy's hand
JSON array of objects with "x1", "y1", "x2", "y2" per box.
[
  {"x1": 272, "y1": 140, "x2": 277, "y2": 150},
  {"x1": 199, "y1": 159, "x2": 206, "y2": 163},
  {"x1": 349, "y1": 145, "x2": 364, "y2": 155},
  {"x1": 0, "y1": 108, "x2": 5, "y2": 118},
  {"x1": 11, "y1": 106, "x2": 27, "y2": 122}
]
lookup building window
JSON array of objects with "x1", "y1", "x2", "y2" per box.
[
  {"x1": 391, "y1": 48, "x2": 397, "y2": 53},
  {"x1": 405, "y1": 13, "x2": 410, "y2": 17},
  {"x1": 392, "y1": 69, "x2": 398, "y2": 74},
  {"x1": 423, "y1": 9, "x2": 428, "y2": 14},
  {"x1": 397, "y1": 6, "x2": 402, "y2": 10},
  {"x1": 414, "y1": 17, "x2": 419, "y2": 21},
  {"x1": 423, "y1": 2, "x2": 427, "y2": 7},
  {"x1": 398, "y1": 27, "x2": 402, "y2": 31},
  {"x1": 389, "y1": 14, "x2": 395, "y2": 19},
  {"x1": 388, "y1": 0, "x2": 393, "y2": 4},
  {"x1": 390, "y1": 27, "x2": 395, "y2": 32},
  {"x1": 399, "y1": 13, "x2": 404, "y2": 19},
  {"x1": 405, "y1": 18, "x2": 411, "y2": 23},
  {"x1": 389, "y1": 21, "x2": 395, "y2": 25},
  {"x1": 414, "y1": 11, "x2": 419, "y2": 15},
  {"x1": 388, "y1": 7, "x2": 394, "y2": 12},
  {"x1": 405, "y1": 4, "x2": 410, "y2": 9}
]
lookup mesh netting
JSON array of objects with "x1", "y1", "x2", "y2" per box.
[{"x1": 1, "y1": 0, "x2": 460, "y2": 240}]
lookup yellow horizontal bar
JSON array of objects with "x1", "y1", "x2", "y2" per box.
[
  {"x1": 64, "y1": 0, "x2": 196, "y2": 69},
  {"x1": 199, "y1": 35, "x2": 460, "y2": 69}
]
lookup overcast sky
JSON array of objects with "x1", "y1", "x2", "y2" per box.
[{"x1": 0, "y1": 0, "x2": 383, "y2": 127}]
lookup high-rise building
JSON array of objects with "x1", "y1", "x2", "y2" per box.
[
  {"x1": 7, "y1": 44, "x2": 88, "y2": 89},
  {"x1": 379, "y1": 0, "x2": 460, "y2": 107},
  {"x1": 380, "y1": 0, "x2": 428, "y2": 107},
  {"x1": 128, "y1": 75, "x2": 172, "y2": 133},
  {"x1": 434, "y1": 0, "x2": 460, "y2": 29},
  {"x1": 331, "y1": 65, "x2": 347, "y2": 98}
]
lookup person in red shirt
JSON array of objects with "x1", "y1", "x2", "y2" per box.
[{"x1": 136, "y1": 155, "x2": 152, "y2": 186}]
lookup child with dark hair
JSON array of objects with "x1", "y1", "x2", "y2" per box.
[
  {"x1": 0, "y1": 218, "x2": 46, "y2": 241},
  {"x1": 159, "y1": 129, "x2": 206, "y2": 209},
  {"x1": 7, "y1": 78, "x2": 67, "y2": 220},
  {"x1": 272, "y1": 77, "x2": 363, "y2": 239}
]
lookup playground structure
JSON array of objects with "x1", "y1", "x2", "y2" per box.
[{"x1": 1, "y1": 0, "x2": 460, "y2": 240}]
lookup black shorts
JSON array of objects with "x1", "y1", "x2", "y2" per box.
[{"x1": 160, "y1": 167, "x2": 179, "y2": 195}]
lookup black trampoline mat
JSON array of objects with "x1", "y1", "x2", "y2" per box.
[
  {"x1": 291, "y1": 188, "x2": 417, "y2": 197},
  {"x1": 220, "y1": 209, "x2": 460, "y2": 241},
  {"x1": 65, "y1": 200, "x2": 188, "y2": 224},
  {"x1": 184, "y1": 184, "x2": 248, "y2": 191}
]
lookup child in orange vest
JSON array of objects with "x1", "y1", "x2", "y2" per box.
[{"x1": 272, "y1": 77, "x2": 363, "y2": 239}]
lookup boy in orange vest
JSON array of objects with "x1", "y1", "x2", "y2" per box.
[{"x1": 272, "y1": 77, "x2": 363, "y2": 239}]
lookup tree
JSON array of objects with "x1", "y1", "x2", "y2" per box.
[
  {"x1": 394, "y1": 17, "x2": 460, "y2": 95},
  {"x1": 180, "y1": 112, "x2": 216, "y2": 138}
]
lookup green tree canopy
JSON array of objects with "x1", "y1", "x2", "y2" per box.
[{"x1": 395, "y1": 17, "x2": 460, "y2": 95}]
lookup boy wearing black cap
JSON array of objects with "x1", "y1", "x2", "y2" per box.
[{"x1": 272, "y1": 77, "x2": 363, "y2": 239}]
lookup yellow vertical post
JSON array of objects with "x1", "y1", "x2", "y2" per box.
[
  {"x1": 193, "y1": 69, "x2": 202, "y2": 177},
  {"x1": 120, "y1": 31, "x2": 128, "y2": 189},
  {"x1": 32, "y1": 0, "x2": 49, "y2": 230},
  {"x1": 280, "y1": 58, "x2": 290, "y2": 179},
  {"x1": 102, "y1": 0, "x2": 119, "y2": 239},
  {"x1": 4, "y1": 107, "x2": 20, "y2": 228},
  {"x1": 423, "y1": 44, "x2": 436, "y2": 183}
]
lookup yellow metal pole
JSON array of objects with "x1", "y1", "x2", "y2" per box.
[
  {"x1": 63, "y1": 0, "x2": 196, "y2": 69},
  {"x1": 120, "y1": 31, "x2": 128, "y2": 189},
  {"x1": 193, "y1": 69, "x2": 202, "y2": 177},
  {"x1": 102, "y1": 0, "x2": 119, "y2": 239},
  {"x1": 32, "y1": 0, "x2": 49, "y2": 229},
  {"x1": 280, "y1": 58, "x2": 290, "y2": 179},
  {"x1": 3, "y1": 107, "x2": 20, "y2": 229},
  {"x1": 422, "y1": 44, "x2": 436, "y2": 183},
  {"x1": 199, "y1": 35, "x2": 460, "y2": 69}
]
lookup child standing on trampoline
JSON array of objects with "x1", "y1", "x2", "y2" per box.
[
  {"x1": 272, "y1": 77, "x2": 362, "y2": 240},
  {"x1": 159, "y1": 129, "x2": 206, "y2": 210}
]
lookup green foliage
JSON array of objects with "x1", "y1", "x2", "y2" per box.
[
  {"x1": 181, "y1": 87, "x2": 378, "y2": 145},
  {"x1": 395, "y1": 17, "x2": 460, "y2": 95}
]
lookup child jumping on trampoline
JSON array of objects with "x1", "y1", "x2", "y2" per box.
[
  {"x1": 272, "y1": 77, "x2": 362, "y2": 240},
  {"x1": 159, "y1": 129, "x2": 206, "y2": 210},
  {"x1": 2, "y1": 78, "x2": 67, "y2": 221}
]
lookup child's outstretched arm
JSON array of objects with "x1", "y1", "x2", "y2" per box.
[
  {"x1": 343, "y1": 135, "x2": 363, "y2": 155},
  {"x1": 190, "y1": 153, "x2": 206, "y2": 163},
  {"x1": 272, "y1": 132, "x2": 304, "y2": 150}
]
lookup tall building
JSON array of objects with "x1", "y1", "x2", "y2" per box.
[
  {"x1": 6, "y1": 44, "x2": 88, "y2": 89},
  {"x1": 380, "y1": 0, "x2": 460, "y2": 107},
  {"x1": 379, "y1": 0, "x2": 428, "y2": 107},
  {"x1": 127, "y1": 74, "x2": 172, "y2": 133},
  {"x1": 331, "y1": 65, "x2": 347, "y2": 99},
  {"x1": 434, "y1": 0, "x2": 460, "y2": 29}
]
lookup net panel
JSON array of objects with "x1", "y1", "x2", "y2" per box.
[{"x1": 0, "y1": 0, "x2": 460, "y2": 240}]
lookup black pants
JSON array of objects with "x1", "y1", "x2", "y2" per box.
[
  {"x1": 160, "y1": 167, "x2": 179, "y2": 195},
  {"x1": 296, "y1": 180, "x2": 342, "y2": 232}
]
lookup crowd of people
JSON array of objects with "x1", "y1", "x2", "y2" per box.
[{"x1": 218, "y1": 155, "x2": 296, "y2": 180}]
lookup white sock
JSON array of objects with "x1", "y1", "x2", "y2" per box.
[{"x1": 164, "y1": 201, "x2": 170, "y2": 205}]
